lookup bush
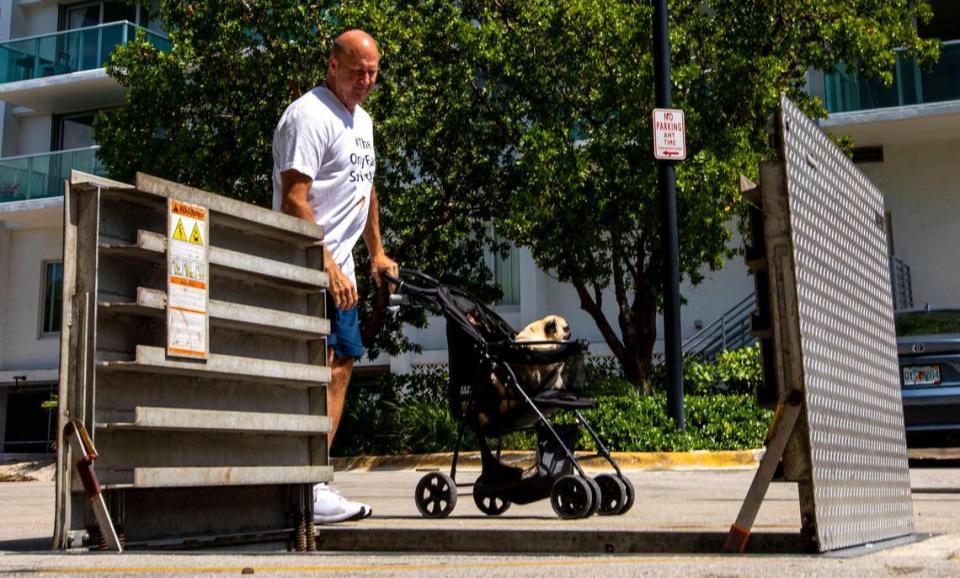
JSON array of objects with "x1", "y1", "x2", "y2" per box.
[
  {"x1": 332, "y1": 378, "x2": 403, "y2": 456},
  {"x1": 565, "y1": 393, "x2": 771, "y2": 452},
  {"x1": 684, "y1": 344, "x2": 763, "y2": 395},
  {"x1": 333, "y1": 363, "x2": 772, "y2": 455},
  {"x1": 578, "y1": 356, "x2": 638, "y2": 397}
]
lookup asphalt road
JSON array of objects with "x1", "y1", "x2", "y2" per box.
[{"x1": 2, "y1": 465, "x2": 959, "y2": 577}]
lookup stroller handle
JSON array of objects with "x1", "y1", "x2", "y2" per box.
[
  {"x1": 381, "y1": 268, "x2": 440, "y2": 294},
  {"x1": 382, "y1": 268, "x2": 440, "y2": 306}
]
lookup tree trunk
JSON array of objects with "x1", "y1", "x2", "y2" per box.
[
  {"x1": 575, "y1": 279, "x2": 661, "y2": 395},
  {"x1": 618, "y1": 294, "x2": 658, "y2": 395}
]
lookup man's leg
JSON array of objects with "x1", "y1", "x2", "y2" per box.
[
  {"x1": 312, "y1": 346, "x2": 368, "y2": 524},
  {"x1": 326, "y1": 346, "x2": 354, "y2": 450},
  {"x1": 312, "y1": 301, "x2": 370, "y2": 523}
]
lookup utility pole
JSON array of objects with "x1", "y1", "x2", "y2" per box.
[{"x1": 653, "y1": 0, "x2": 685, "y2": 430}]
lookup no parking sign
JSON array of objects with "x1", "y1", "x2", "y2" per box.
[{"x1": 653, "y1": 108, "x2": 686, "y2": 160}]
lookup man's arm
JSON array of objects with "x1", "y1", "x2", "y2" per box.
[
  {"x1": 363, "y1": 185, "x2": 398, "y2": 287},
  {"x1": 280, "y1": 169, "x2": 358, "y2": 310}
]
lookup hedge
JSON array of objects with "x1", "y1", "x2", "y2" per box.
[{"x1": 332, "y1": 349, "x2": 772, "y2": 456}]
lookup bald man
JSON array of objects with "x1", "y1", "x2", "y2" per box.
[{"x1": 273, "y1": 29, "x2": 398, "y2": 524}]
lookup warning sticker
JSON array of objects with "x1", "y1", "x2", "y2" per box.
[
  {"x1": 167, "y1": 199, "x2": 209, "y2": 360},
  {"x1": 173, "y1": 219, "x2": 188, "y2": 242},
  {"x1": 189, "y1": 222, "x2": 204, "y2": 245}
]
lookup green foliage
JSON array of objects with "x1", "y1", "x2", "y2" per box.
[
  {"x1": 98, "y1": 2, "x2": 332, "y2": 205},
  {"x1": 336, "y1": 0, "x2": 938, "y2": 386},
  {"x1": 97, "y1": 0, "x2": 504, "y2": 358},
  {"x1": 684, "y1": 344, "x2": 763, "y2": 395},
  {"x1": 98, "y1": 0, "x2": 938, "y2": 377},
  {"x1": 333, "y1": 364, "x2": 771, "y2": 455},
  {"x1": 333, "y1": 366, "x2": 449, "y2": 456},
  {"x1": 574, "y1": 393, "x2": 771, "y2": 452},
  {"x1": 332, "y1": 380, "x2": 403, "y2": 456},
  {"x1": 578, "y1": 356, "x2": 638, "y2": 398},
  {"x1": 390, "y1": 400, "x2": 463, "y2": 454}
]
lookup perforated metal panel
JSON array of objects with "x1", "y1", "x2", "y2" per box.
[{"x1": 778, "y1": 95, "x2": 913, "y2": 551}]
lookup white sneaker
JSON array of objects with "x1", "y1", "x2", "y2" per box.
[{"x1": 312, "y1": 483, "x2": 372, "y2": 524}]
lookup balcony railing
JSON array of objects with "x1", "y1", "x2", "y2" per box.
[
  {"x1": 0, "y1": 21, "x2": 169, "y2": 84},
  {"x1": 890, "y1": 255, "x2": 913, "y2": 311},
  {"x1": 824, "y1": 39, "x2": 960, "y2": 114},
  {"x1": 0, "y1": 146, "x2": 105, "y2": 204}
]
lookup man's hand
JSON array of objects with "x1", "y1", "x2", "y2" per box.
[
  {"x1": 326, "y1": 252, "x2": 358, "y2": 311},
  {"x1": 371, "y1": 253, "x2": 399, "y2": 290}
]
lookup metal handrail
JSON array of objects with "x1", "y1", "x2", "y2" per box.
[
  {"x1": 824, "y1": 39, "x2": 960, "y2": 114},
  {"x1": 0, "y1": 21, "x2": 170, "y2": 85},
  {"x1": 0, "y1": 146, "x2": 106, "y2": 203},
  {"x1": 0, "y1": 145, "x2": 100, "y2": 162},
  {"x1": 681, "y1": 292, "x2": 757, "y2": 357},
  {"x1": 1, "y1": 20, "x2": 166, "y2": 45}
]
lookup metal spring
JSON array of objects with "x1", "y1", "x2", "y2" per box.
[
  {"x1": 294, "y1": 512, "x2": 307, "y2": 552},
  {"x1": 305, "y1": 510, "x2": 317, "y2": 552},
  {"x1": 93, "y1": 525, "x2": 125, "y2": 551}
]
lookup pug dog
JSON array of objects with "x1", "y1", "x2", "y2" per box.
[
  {"x1": 515, "y1": 315, "x2": 571, "y2": 346},
  {"x1": 513, "y1": 315, "x2": 571, "y2": 390},
  {"x1": 485, "y1": 315, "x2": 573, "y2": 421}
]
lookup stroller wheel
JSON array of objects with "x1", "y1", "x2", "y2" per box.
[
  {"x1": 472, "y1": 477, "x2": 511, "y2": 516},
  {"x1": 415, "y1": 472, "x2": 457, "y2": 518},
  {"x1": 594, "y1": 474, "x2": 627, "y2": 515},
  {"x1": 618, "y1": 475, "x2": 635, "y2": 515},
  {"x1": 584, "y1": 476, "x2": 601, "y2": 518},
  {"x1": 550, "y1": 475, "x2": 595, "y2": 519}
]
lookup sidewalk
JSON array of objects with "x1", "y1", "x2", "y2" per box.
[
  {"x1": 2, "y1": 463, "x2": 960, "y2": 577},
  {"x1": 4, "y1": 460, "x2": 960, "y2": 553},
  {"x1": 330, "y1": 449, "x2": 762, "y2": 473}
]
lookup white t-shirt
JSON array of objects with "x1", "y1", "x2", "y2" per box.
[{"x1": 272, "y1": 86, "x2": 376, "y2": 287}]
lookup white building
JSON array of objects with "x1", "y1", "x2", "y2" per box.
[
  {"x1": 0, "y1": 0, "x2": 163, "y2": 458},
  {"x1": 0, "y1": 1, "x2": 957, "y2": 459}
]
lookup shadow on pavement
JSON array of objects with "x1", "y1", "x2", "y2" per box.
[
  {"x1": 314, "y1": 528, "x2": 813, "y2": 555},
  {"x1": 0, "y1": 537, "x2": 51, "y2": 552}
]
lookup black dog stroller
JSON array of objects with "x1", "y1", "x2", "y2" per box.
[{"x1": 384, "y1": 269, "x2": 634, "y2": 520}]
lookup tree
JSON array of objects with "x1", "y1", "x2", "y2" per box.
[
  {"x1": 340, "y1": 0, "x2": 936, "y2": 392},
  {"x1": 99, "y1": 0, "x2": 937, "y2": 389},
  {"x1": 96, "y1": 0, "x2": 505, "y2": 357}
]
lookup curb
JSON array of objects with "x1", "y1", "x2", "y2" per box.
[{"x1": 331, "y1": 449, "x2": 763, "y2": 472}]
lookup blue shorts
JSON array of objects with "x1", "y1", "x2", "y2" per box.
[{"x1": 327, "y1": 296, "x2": 364, "y2": 359}]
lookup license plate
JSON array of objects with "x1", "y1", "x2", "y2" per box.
[{"x1": 903, "y1": 365, "x2": 941, "y2": 386}]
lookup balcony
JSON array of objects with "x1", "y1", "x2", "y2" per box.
[
  {"x1": 0, "y1": 21, "x2": 169, "y2": 113},
  {"x1": 824, "y1": 40, "x2": 960, "y2": 114},
  {"x1": 0, "y1": 146, "x2": 105, "y2": 205},
  {"x1": 819, "y1": 40, "x2": 960, "y2": 145}
]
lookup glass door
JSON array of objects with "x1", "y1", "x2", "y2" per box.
[
  {"x1": 62, "y1": 2, "x2": 141, "y2": 68},
  {"x1": 58, "y1": 113, "x2": 96, "y2": 150}
]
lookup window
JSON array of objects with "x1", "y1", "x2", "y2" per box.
[
  {"x1": 493, "y1": 245, "x2": 520, "y2": 306},
  {"x1": 485, "y1": 230, "x2": 521, "y2": 307},
  {"x1": 60, "y1": 1, "x2": 143, "y2": 31},
  {"x1": 3, "y1": 384, "x2": 57, "y2": 454},
  {"x1": 919, "y1": 1, "x2": 960, "y2": 41},
  {"x1": 53, "y1": 112, "x2": 97, "y2": 151},
  {"x1": 40, "y1": 261, "x2": 63, "y2": 335},
  {"x1": 482, "y1": 227, "x2": 522, "y2": 307}
]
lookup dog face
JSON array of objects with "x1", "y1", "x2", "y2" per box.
[
  {"x1": 542, "y1": 315, "x2": 571, "y2": 340},
  {"x1": 516, "y1": 315, "x2": 571, "y2": 342}
]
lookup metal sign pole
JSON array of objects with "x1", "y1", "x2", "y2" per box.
[{"x1": 653, "y1": 0, "x2": 684, "y2": 429}]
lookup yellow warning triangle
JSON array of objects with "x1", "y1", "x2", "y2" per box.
[
  {"x1": 189, "y1": 222, "x2": 204, "y2": 245},
  {"x1": 172, "y1": 218, "x2": 188, "y2": 242}
]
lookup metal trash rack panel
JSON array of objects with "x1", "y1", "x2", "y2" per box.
[
  {"x1": 54, "y1": 171, "x2": 332, "y2": 549},
  {"x1": 764, "y1": 96, "x2": 914, "y2": 552}
]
